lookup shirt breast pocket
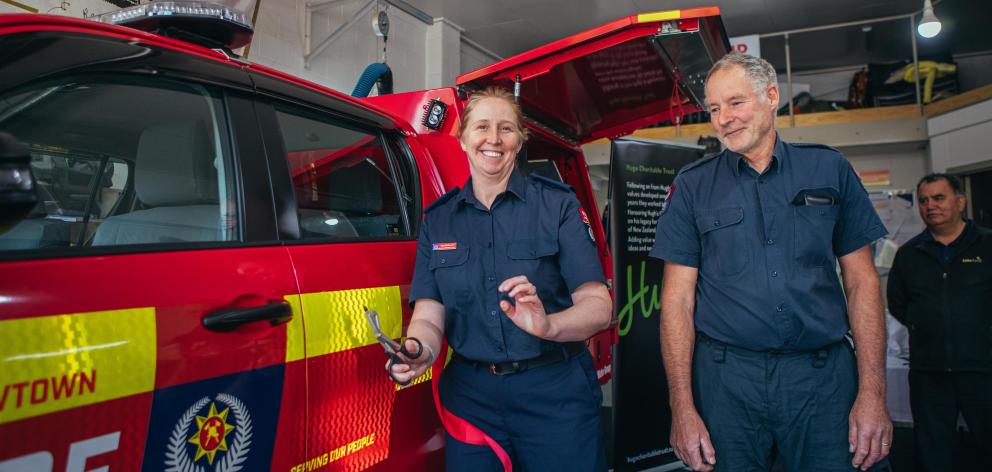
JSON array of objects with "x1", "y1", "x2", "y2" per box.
[
  {"x1": 507, "y1": 238, "x2": 560, "y2": 281},
  {"x1": 695, "y1": 207, "x2": 748, "y2": 278},
  {"x1": 792, "y1": 188, "x2": 840, "y2": 268},
  {"x1": 429, "y1": 245, "x2": 471, "y2": 303}
]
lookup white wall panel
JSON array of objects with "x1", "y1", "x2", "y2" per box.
[
  {"x1": 460, "y1": 41, "x2": 496, "y2": 75},
  {"x1": 928, "y1": 99, "x2": 992, "y2": 173}
]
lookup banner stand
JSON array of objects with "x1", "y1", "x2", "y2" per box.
[{"x1": 609, "y1": 138, "x2": 704, "y2": 471}]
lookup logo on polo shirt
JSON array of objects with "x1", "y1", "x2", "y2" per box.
[{"x1": 962, "y1": 256, "x2": 983, "y2": 263}]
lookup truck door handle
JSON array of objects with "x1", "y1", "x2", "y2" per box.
[{"x1": 202, "y1": 300, "x2": 293, "y2": 331}]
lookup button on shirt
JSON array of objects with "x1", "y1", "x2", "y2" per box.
[
  {"x1": 410, "y1": 171, "x2": 605, "y2": 362},
  {"x1": 650, "y1": 137, "x2": 886, "y2": 351}
]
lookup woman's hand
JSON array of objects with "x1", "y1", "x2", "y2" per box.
[
  {"x1": 499, "y1": 275, "x2": 553, "y2": 339},
  {"x1": 387, "y1": 299, "x2": 445, "y2": 385},
  {"x1": 386, "y1": 338, "x2": 435, "y2": 385}
]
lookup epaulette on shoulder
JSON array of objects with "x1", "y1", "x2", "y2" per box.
[
  {"x1": 676, "y1": 152, "x2": 722, "y2": 176},
  {"x1": 529, "y1": 173, "x2": 574, "y2": 192},
  {"x1": 425, "y1": 187, "x2": 459, "y2": 213}
]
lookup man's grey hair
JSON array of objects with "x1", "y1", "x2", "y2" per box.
[{"x1": 706, "y1": 52, "x2": 778, "y2": 102}]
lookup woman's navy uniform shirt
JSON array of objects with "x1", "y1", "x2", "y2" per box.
[
  {"x1": 409, "y1": 170, "x2": 605, "y2": 363},
  {"x1": 650, "y1": 137, "x2": 887, "y2": 351}
]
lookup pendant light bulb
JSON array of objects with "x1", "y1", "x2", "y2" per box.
[{"x1": 917, "y1": 0, "x2": 941, "y2": 38}]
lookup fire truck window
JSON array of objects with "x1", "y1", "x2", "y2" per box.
[
  {"x1": 274, "y1": 107, "x2": 411, "y2": 240},
  {"x1": 0, "y1": 78, "x2": 238, "y2": 253}
]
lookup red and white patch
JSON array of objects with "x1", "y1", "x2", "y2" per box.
[
  {"x1": 661, "y1": 183, "x2": 676, "y2": 214},
  {"x1": 578, "y1": 209, "x2": 595, "y2": 243},
  {"x1": 432, "y1": 242, "x2": 457, "y2": 251}
]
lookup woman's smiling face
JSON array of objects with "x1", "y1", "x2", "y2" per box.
[{"x1": 459, "y1": 97, "x2": 523, "y2": 180}]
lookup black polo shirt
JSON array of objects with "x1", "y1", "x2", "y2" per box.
[
  {"x1": 921, "y1": 220, "x2": 972, "y2": 266},
  {"x1": 409, "y1": 171, "x2": 605, "y2": 362},
  {"x1": 650, "y1": 137, "x2": 887, "y2": 351}
]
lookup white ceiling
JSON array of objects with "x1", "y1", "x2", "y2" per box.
[
  {"x1": 404, "y1": 0, "x2": 986, "y2": 71},
  {"x1": 406, "y1": 0, "x2": 916, "y2": 55}
]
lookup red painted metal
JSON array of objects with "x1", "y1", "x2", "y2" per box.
[
  {"x1": 286, "y1": 240, "x2": 444, "y2": 470},
  {"x1": 0, "y1": 13, "x2": 229, "y2": 62},
  {"x1": 456, "y1": 6, "x2": 720, "y2": 86},
  {"x1": 0, "y1": 6, "x2": 732, "y2": 469},
  {"x1": 0, "y1": 394, "x2": 152, "y2": 471},
  {"x1": 0, "y1": 247, "x2": 306, "y2": 468},
  {"x1": 366, "y1": 88, "x2": 472, "y2": 192},
  {"x1": 456, "y1": 7, "x2": 725, "y2": 144}
]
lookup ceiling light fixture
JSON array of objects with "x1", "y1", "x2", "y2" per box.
[{"x1": 917, "y1": 0, "x2": 941, "y2": 38}]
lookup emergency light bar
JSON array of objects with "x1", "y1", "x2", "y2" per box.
[{"x1": 94, "y1": 1, "x2": 254, "y2": 50}]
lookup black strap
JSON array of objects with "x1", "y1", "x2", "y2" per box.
[{"x1": 452, "y1": 343, "x2": 585, "y2": 375}]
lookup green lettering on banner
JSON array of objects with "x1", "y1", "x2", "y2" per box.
[
  {"x1": 624, "y1": 164, "x2": 676, "y2": 175},
  {"x1": 616, "y1": 261, "x2": 662, "y2": 337}
]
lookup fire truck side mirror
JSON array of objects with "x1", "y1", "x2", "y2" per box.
[{"x1": 0, "y1": 132, "x2": 37, "y2": 235}]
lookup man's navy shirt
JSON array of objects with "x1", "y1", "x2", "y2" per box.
[
  {"x1": 650, "y1": 137, "x2": 887, "y2": 351},
  {"x1": 409, "y1": 170, "x2": 605, "y2": 362}
]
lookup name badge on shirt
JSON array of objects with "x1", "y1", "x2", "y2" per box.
[
  {"x1": 432, "y1": 242, "x2": 457, "y2": 251},
  {"x1": 962, "y1": 256, "x2": 983, "y2": 264}
]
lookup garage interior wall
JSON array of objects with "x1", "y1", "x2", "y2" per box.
[
  {"x1": 7, "y1": 0, "x2": 471, "y2": 95},
  {"x1": 8, "y1": 0, "x2": 992, "y2": 212},
  {"x1": 929, "y1": 99, "x2": 992, "y2": 174},
  {"x1": 251, "y1": 0, "x2": 430, "y2": 94},
  {"x1": 1, "y1": 0, "x2": 115, "y2": 16}
]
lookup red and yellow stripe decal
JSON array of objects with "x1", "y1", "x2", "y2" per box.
[
  {"x1": 286, "y1": 285, "x2": 401, "y2": 362},
  {"x1": 0, "y1": 308, "x2": 156, "y2": 424},
  {"x1": 0, "y1": 284, "x2": 426, "y2": 428},
  {"x1": 636, "y1": 6, "x2": 721, "y2": 23},
  {"x1": 284, "y1": 285, "x2": 431, "y2": 386}
]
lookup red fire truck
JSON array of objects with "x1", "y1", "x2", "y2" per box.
[{"x1": 0, "y1": 3, "x2": 728, "y2": 470}]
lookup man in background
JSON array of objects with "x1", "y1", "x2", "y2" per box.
[{"x1": 887, "y1": 173, "x2": 992, "y2": 471}]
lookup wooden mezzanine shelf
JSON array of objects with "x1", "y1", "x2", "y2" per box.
[{"x1": 596, "y1": 83, "x2": 992, "y2": 144}]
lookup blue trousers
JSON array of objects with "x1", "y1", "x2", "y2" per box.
[
  {"x1": 439, "y1": 350, "x2": 606, "y2": 471},
  {"x1": 693, "y1": 335, "x2": 890, "y2": 472}
]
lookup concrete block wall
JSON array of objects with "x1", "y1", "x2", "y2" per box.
[
  {"x1": 249, "y1": 0, "x2": 428, "y2": 95},
  {"x1": 6, "y1": 0, "x2": 479, "y2": 96},
  {"x1": 425, "y1": 17, "x2": 462, "y2": 89},
  {"x1": 2, "y1": 0, "x2": 118, "y2": 17},
  {"x1": 461, "y1": 40, "x2": 497, "y2": 75}
]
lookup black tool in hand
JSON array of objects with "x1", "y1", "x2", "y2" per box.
[{"x1": 364, "y1": 306, "x2": 423, "y2": 386}]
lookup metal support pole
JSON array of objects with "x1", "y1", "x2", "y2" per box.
[
  {"x1": 785, "y1": 33, "x2": 795, "y2": 127},
  {"x1": 304, "y1": 4, "x2": 312, "y2": 56},
  {"x1": 910, "y1": 16, "x2": 923, "y2": 115},
  {"x1": 760, "y1": 12, "x2": 913, "y2": 39},
  {"x1": 307, "y1": 0, "x2": 353, "y2": 12},
  {"x1": 305, "y1": 0, "x2": 377, "y2": 68},
  {"x1": 384, "y1": 0, "x2": 433, "y2": 24}
]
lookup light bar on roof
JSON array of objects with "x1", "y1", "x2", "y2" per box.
[{"x1": 93, "y1": 1, "x2": 254, "y2": 49}]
